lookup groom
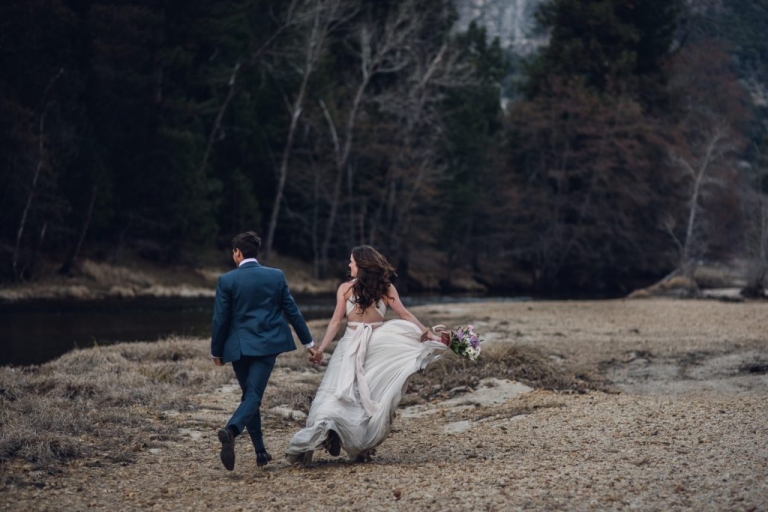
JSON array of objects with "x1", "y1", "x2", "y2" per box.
[{"x1": 211, "y1": 231, "x2": 316, "y2": 470}]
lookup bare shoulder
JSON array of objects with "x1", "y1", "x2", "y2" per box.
[
  {"x1": 338, "y1": 281, "x2": 354, "y2": 298},
  {"x1": 386, "y1": 283, "x2": 401, "y2": 302}
]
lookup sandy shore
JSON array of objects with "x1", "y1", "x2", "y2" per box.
[{"x1": 2, "y1": 298, "x2": 767, "y2": 511}]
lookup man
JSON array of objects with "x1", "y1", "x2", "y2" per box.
[{"x1": 211, "y1": 231, "x2": 316, "y2": 470}]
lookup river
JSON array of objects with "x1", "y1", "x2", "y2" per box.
[{"x1": 1, "y1": 294, "x2": 532, "y2": 366}]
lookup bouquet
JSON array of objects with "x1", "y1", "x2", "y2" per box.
[{"x1": 435, "y1": 324, "x2": 482, "y2": 361}]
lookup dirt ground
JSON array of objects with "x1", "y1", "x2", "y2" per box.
[{"x1": 2, "y1": 298, "x2": 767, "y2": 511}]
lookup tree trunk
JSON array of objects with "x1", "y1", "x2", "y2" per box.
[
  {"x1": 59, "y1": 186, "x2": 98, "y2": 275},
  {"x1": 13, "y1": 114, "x2": 46, "y2": 280},
  {"x1": 312, "y1": 160, "x2": 321, "y2": 279},
  {"x1": 199, "y1": 62, "x2": 241, "y2": 179},
  {"x1": 318, "y1": 79, "x2": 368, "y2": 277},
  {"x1": 197, "y1": 3, "x2": 299, "y2": 184},
  {"x1": 31, "y1": 222, "x2": 48, "y2": 276},
  {"x1": 263, "y1": 6, "x2": 322, "y2": 261},
  {"x1": 680, "y1": 133, "x2": 720, "y2": 277},
  {"x1": 742, "y1": 196, "x2": 768, "y2": 297}
]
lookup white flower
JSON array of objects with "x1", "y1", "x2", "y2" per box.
[{"x1": 465, "y1": 346, "x2": 481, "y2": 361}]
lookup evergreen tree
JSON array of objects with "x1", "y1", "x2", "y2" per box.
[
  {"x1": 525, "y1": 0, "x2": 682, "y2": 96},
  {"x1": 438, "y1": 21, "x2": 505, "y2": 286},
  {"x1": 0, "y1": 0, "x2": 84, "y2": 278},
  {"x1": 503, "y1": 0, "x2": 686, "y2": 290}
]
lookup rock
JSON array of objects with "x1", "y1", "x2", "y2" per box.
[
  {"x1": 701, "y1": 288, "x2": 745, "y2": 302},
  {"x1": 440, "y1": 378, "x2": 533, "y2": 408},
  {"x1": 109, "y1": 285, "x2": 136, "y2": 298},
  {"x1": 443, "y1": 421, "x2": 473, "y2": 434},
  {"x1": 268, "y1": 406, "x2": 307, "y2": 421},
  {"x1": 627, "y1": 275, "x2": 698, "y2": 299}
]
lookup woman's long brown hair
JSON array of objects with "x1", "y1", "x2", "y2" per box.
[{"x1": 349, "y1": 245, "x2": 396, "y2": 312}]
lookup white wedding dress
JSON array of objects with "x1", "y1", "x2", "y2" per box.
[{"x1": 285, "y1": 296, "x2": 447, "y2": 463}]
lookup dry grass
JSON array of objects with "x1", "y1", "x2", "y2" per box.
[
  {"x1": 0, "y1": 337, "x2": 230, "y2": 469},
  {"x1": 406, "y1": 343, "x2": 600, "y2": 403},
  {"x1": 80, "y1": 259, "x2": 155, "y2": 288},
  {"x1": 0, "y1": 335, "x2": 597, "y2": 470}
]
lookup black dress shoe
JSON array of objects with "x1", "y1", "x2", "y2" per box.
[
  {"x1": 256, "y1": 450, "x2": 273, "y2": 467},
  {"x1": 218, "y1": 428, "x2": 235, "y2": 471},
  {"x1": 327, "y1": 430, "x2": 341, "y2": 457}
]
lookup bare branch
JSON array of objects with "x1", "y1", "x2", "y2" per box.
[{"x1": 318, "y1": 98, "x2": 340, "y2": 159}]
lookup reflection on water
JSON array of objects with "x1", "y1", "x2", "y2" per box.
[{"x1": 0, "y1": 294, "x2": 531, "y2": 367}]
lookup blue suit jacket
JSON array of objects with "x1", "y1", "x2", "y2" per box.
[{"x1": 210, "y1": 261, "x2": 313, "y2": 363}]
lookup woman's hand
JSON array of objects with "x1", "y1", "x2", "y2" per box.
[
  {"x1": 309, "y1": 349, "x2": 324, "y2": 365},
  {"x1": 427, "y1": 331, "x2": 442, "y2": 343}
]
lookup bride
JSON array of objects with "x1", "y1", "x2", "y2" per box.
[{"x1": 285, "y1": 245, "x2": 447, "y2": 465}]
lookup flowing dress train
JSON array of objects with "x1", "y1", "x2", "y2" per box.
[{"x1": 285, "y1": 317, "x2": 446, "y2": 462}]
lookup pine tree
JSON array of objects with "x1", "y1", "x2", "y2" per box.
[{"x1": 525, "y1": 0, "x2": 682, "y2": 96}]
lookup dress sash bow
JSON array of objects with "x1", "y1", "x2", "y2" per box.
[{"x1": 335, "y1": 321, "x2": 382, "y2": 417}]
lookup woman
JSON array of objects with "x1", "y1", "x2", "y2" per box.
[{"x1": 285, "y1": 246, "x2": 446, "y2": 465}]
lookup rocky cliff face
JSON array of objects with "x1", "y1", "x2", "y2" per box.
[{"x1": 454, "y1": 0, "x2": 548, "y2": 54}]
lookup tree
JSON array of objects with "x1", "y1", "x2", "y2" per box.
[
  {"x1": 526, "y1": 0, "x2": 682, "y2": 97},
  {"x1": 662, "y1": 40, "x2": 749, "y2": 283},
  {"x1": 0, "y1": 1, "x2": 80, "y2": 279},
  {"x1": 742, "y1": 135, "x2": 768, "y2": 297},
  {"x1": 365, "y1": 13, "x2": 472, "y2": 269},
  {"x1": 262, "y1": 0, "x2": 356, "y2": 262},
  {"x1": 436, "y1": 21, "x2": 505, "y2": 288},
  {"x1": 505, "y1": 79, "x2": 676, "y2": 289},
  {"x1": 311, "y1": 0, "x2": 422, "y2": 277},
  {"x1": 666, "y1": 122, "x2": 738, "y2": 280},
  {"x1": 496, "y1": 0, "x2": 690, "y2": 290}
]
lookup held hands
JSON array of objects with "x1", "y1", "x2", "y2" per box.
[{"x1": 308, "y1": 347, "x2": 324, "y2": 365}]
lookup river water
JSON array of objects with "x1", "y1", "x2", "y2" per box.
[{"x1": 0, "y1": 294, "x2": 531, "y2": 366}]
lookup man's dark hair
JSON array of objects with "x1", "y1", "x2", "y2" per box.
[{"x1": 231, "y1": 231, "x2": 261, "y2": 259}]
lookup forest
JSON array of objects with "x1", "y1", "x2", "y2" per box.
[{"x1": 1, "y1": 0, "x2": 767, "y2": 294}]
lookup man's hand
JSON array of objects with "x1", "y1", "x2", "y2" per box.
[
  {"x1": 307, "y1": 347, "x2": 323, "y2": 365},
  {"x1": 212, "y1": 356, "x2": 224, "y2": 366}
]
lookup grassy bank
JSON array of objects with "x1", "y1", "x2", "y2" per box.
[
  {"x1": 0, "y1": 334, "x2": 588, "y2": 472},
  {"x1": 0, "y1": 253, "x2": 340, "y2": 302},
  {"x1": 0, "y1": 339, "x2": 231, "y2": 468}
]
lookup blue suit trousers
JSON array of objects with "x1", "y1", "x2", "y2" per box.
[{"x1": 227, "y1": 354, "x2": 277, "y2": 452}]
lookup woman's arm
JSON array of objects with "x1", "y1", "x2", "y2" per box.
[
  {"x1": 310, "y1": 283, "x2": 351, "y2": 363},
  {"x1": 386, "y1": 284, "x2": 439, "y2": 341}
]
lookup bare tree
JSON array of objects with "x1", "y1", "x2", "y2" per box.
[
  {"x1": 366, "y1": 36, "x2": 473, "y2": 267},
  {"x1": 262, "y1": 0, "x2": 356, "y2": 261},
  {"x1": 12, "y1": 68, "x2": 64, "y2": 279},
  {"x1": 742, "y1": 142, "x2": 768, "y2": 297},
  {"x1": 651, "y1": 40, "x2": 750, "y2": 293},
  {"x1": 58, "y1": 185, "x2": 98, "y2": 275},
  {"x1": 743, "y1": 194, "x2": 768, "y2": 297},
  {"x1": 666, "y1": 121, "x2": 736, "y2": 280},
  {"x1": 197, "y1": 0, "x2": 301, "y2": 179},
  {"x1": 314, "y1": 0, "x2": 421, "y2": 277}
]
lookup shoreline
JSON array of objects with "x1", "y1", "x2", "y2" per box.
[
  {"x1": 1, "y1": 253, "x2": 757, "y2": 304},
  {"x1": 0, "y1": 255, "x2": 342, "y2": 303}
]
